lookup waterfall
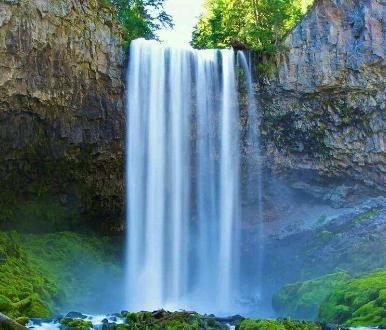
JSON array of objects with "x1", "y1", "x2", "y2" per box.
[
  {"x1": 238, "y1": 53, "x2": 265, "y2": 302},
  {"x1": 126, "y1": 39, "x2": 262, "y2": 314}
]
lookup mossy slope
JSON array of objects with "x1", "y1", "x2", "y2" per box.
[
  {"x1": 23, "y1": 232, "x2": 123, "y2": 311},
  {"x1": 0, "y1": 231, "x2": 123, "y2": 319},
  {"x1": 319, "y1": 269, "x2": 386, "y2": 327},
  {"x1": 272, "y1": 272, "x2": 351, "y2": 320},
  {"x1": 0, "y1": 232, "x2": 57, "y2": 319}
]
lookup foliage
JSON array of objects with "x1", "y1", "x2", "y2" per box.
[
  {"x1": 191, "y1": 0, "x2": 314, "y2": 50},
  {"x1": 319, "y1": 269, "x2": 386, "y2": 327},
  {"x1": 237, "y1": 318, "x2": 321, "y2": 330},
  {"x1": 272, "y1": 272, "x2": 352, "y2": 320},
  {"x1": 101, "y1": 0, "x2": 173, "y2": 42}
]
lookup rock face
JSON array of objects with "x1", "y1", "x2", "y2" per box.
[
  {"x1": 0, "y1": 0, "x2": 125, "y2": 231},
  {"x1": 0, "y1": 0, "x2": 384, "y2": 230},
  {"x1": 260, "y1": 0, "x2": 385, "y2": 191}
]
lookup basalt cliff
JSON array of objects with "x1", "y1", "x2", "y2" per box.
[
  {"x1": 260, "y1": 0, "x2": 385, "y2": 201},
  {"x1": 0, "y1": 0, "x2": 384, "y2": 229},
  {"x1": 0, "y1": 0, "x2": 125, "y2": 231}
]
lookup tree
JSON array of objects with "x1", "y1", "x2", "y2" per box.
[
  {"x1": 107, "y1": 0, "x2": 173, "y2": 41},
  {"x1": 191, "y1": 0, "x2": 313, "y2": 50}
]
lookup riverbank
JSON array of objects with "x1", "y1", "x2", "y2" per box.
[{"x1": 22, "y1": 310, "x2": 384, "y2": 330}]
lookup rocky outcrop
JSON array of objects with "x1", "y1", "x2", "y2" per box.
[
  {"x1": 0, "y1": 0, "x2": 125, "y2": 231},
  {"x1": 260, "y1": 0, "x2": 385, "y2": 192}
]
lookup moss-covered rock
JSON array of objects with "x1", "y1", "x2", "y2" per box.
[
  {"x1": 14, "y1": 316, "x2": 29, "y2": 326},
  {"x1": 237, "y1": 318, "x2": 321, "y2": 330},
  {"x1": 123, "y1": 311, "x2": 227, "y2": 330},
  {"x1": 60, "y1": 318, "x2": 93, "y2": 330},
  {"x1": 319, "y1": 269, "x2": 386, "y2": 327},
  {"x1": 272, "y1": 272, "x2": 352, "y2": 320}
]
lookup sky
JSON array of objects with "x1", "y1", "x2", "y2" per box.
[{"x1": 158, "y1": 0, "x2": 205, "y2": 48}]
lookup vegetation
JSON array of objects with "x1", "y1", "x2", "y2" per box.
[
  {"x1": 100, "y1": 0, "x2": 173, "y2": 42},
  {"x1": 0, "y1": 232, "x2": 56, "y2": 319},
  {"x1": 236, "y1": 318, "x2": 321, "y2": 330},
  {"x1": 122, "y1": 311, "x2": 227, "y2": 329},
  {"x1": 273, "y1": 272, "x2": 352, "y2": 320},
  {"x1": 60, "y1": 318, "x2": 93, "y2": 330},
  {"x1": 319, "y1": 269, "x2": 386, "y2": 327},
  {"x1": 191, "y1": 0, "x2": 314, "y2": 50},
  {"x1": 0, "y1": 231, "x2": 122, "y2": 319}
]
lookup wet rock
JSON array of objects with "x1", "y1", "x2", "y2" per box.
[
  {"x1": 65, "y1": 312, "x2": 87, "y2": 319},
  {"x1": 259, "y1": 0, "x2": 385, "y2": 191},
  {"x1": 0, "y1": 0, "x2": 125, "y2": 231}
]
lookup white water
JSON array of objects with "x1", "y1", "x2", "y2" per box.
[
  {"x1": 126, "y1": 39, "x2": 261, "y2": 314},
  {"x1": 238, "y1": 53, "x2": 265, "y2": 302}
]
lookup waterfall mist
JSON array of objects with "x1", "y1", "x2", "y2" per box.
[{"x1": 126, "y1": 39, "x2": 263, "y2": 315}]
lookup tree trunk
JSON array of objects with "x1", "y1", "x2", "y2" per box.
[
  {"x1": 0, "y1": 313, "x2": 26, "y2": 330},
  {"x1": 252, "y1": 0, "x2": 259, "y2": 26}
]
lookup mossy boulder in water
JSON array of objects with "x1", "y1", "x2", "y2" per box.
[
  {"x1": 319, "y1": 269, "x2": 386, "y2": 327},
  {"x1": 60, "y1": 318, "x2": 93, "y2": 330},
  {"x1": 272, "y1": 272, "x2": 351, "y2": 320},
  {"x1": 122, "y1": 310, "x2": 228, "y2": 329}
]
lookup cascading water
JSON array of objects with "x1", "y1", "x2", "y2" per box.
[
  {"x1": 238, "y1": 53, "x2": 265, "y2": 303},
  {"x1": 126, "y1": 39, "x2": 262, "y2": 314}
]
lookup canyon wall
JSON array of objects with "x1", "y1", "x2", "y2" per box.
[
  {"x1": 0, "y1": 0, "x2": 125, "y2": 231},
  {"x1": 260, "y1": 0, "x2": 385, "y2": 198},
  {"x1": 0, "y1": 0, "x2": 384, "y2": 230}
]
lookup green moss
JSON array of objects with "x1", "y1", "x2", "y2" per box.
[
  {"x1": 353, "y1": 209, "x2": 378, "y2": 224},
  {"x1": 319, "y1": 269, "x2": 386, "y2": 327},
  {"x1": 60, "y1": 318, "x2": 93, "y2": 330},
  {"x1": 0, "y1": 145, "x2": 123, "y2": 233},
  {"x1": 237, "y1": 319, "x2": 321, "y2": 330},
  {"x1": 14, "y1": 316, "x2": 29, "y2": 326},
  {"x1": 318, "y1": 230, "x2": 334, "y2": 240},
  {"x1": 23, "y1": 295, "x2": 51, "y2": 318},
  {"x1": 272, "y1": 272, "x2": 351, "y2": 320},
  {"x1": 0, "y1": 295, "x2": 13, "y2": 311},
  {"x1": 257, "y1": 62, "x2": 272, "y2": 77},
  {"x1": 123, "y1": 311, "x2": 225, "y2": 330},
  {"x1": 0, "y1": 232, "x2": 57, "y2": 319},
  {"x1": 0, "y1": 231, "x2": 122, "y2": 318},
  {"x1": 22, "y1": 232, "x2": 123, "y2": 311}
]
